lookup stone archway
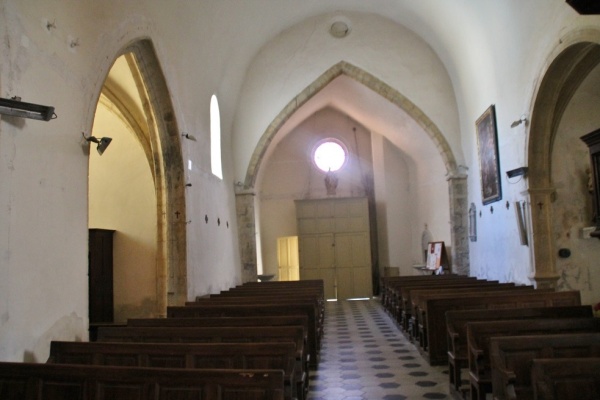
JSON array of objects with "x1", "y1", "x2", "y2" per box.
[
  {"x1": 527, "y1": 31, "x2": 600, "y2": 288},
  {"x1": 236, "y1": 61, "x2": 469, "y2": 281},
  {"x1": 120, "y1": 40, "x2": 188, "y2": 311}
]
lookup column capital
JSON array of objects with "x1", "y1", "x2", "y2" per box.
[
  {"x1": 521, "y1": 186, "x2": 555, "y2": 197},
  {"x1": 528, "y1": 272, "x2": 560, "y2": 289}
]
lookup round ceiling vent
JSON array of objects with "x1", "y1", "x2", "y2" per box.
[{"x1": 329, "y1": 20, "x2": 351, "y2": 38}]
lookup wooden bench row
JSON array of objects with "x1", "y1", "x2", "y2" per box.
[
  {"x1": 380, "y1": 275, "x2": 598, "y2": 399},
  {"x1": 0, "y1": 279, "x2": 325, "y2": 400},
  {"x1": 491, "y1": 332, "x2": 600, "y2": 400},
  {"x1": 445, "y1": 305, "x2": 594, "y2": 397},
  {"x1": 0, "y1": 362, "x2": 285, "y2": 400},
  {"x1": 171, "y1": 299, "x2": 322, "y2": 368},
  {"x1": 467, "y1": 316, "x2": 600, "y2": 400},
  {"x1": 47, "y1": 341, "x2": 300, "y2": 400}
]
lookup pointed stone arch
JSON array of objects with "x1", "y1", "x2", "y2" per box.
[
  {"x1": 91, "y1": 39, "x2": 187, "y2": 312},
  {"x1": 526, "y1": 30, "x2": 600, "y2": 288},
  {"x1": 123, "y1": 39, "x2": 187, "y2": 310},
  {"x1": 236, "y1": 61, "x2": 470, "y2": 280},
  {"x1": 243, "y1": 61, "x2": 458, "y2": 188}
]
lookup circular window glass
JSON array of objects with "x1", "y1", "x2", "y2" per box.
[{"x1": 313, "y1": 140, "x2": 347, "y2": 172}]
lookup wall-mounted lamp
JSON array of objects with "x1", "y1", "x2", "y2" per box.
[
  {"x1": 182, "y1": 133, "x2": 197, "y2": 141},
  {"x1": 82, "y1": 132, "x2": 112, "y2": 155},
  {"x1": 0, "y1": 96, "x2": 56, "y2": 121},
  {"x1": 510, "y1": 114, "x2": 528, "y2": 128},
  {"x1": 506, "y1": 167, "x2": 528, "y2": 178}
]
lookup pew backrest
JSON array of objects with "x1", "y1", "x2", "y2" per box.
[
  {"x1": 490, "y1": 333, "x2": 600, "y2": 400},
  {"x1": 422, "y1": 290, "x2": 581, "y2": 366},
  {"x1": 0, "y1": 362, "x2": 284, "y2": 400},
  {"x1": 446, "y1": 305, "x2": 594, "y2": 359},
  {"x1": 166, "y1": 303, "x2": 319, "y2": 367},
  {"x1": 467, "y1": 317, "x2": 600, "y2": 381},
  {"x1": 48, "y1": 341, "x2": 298, "y2": 400}
]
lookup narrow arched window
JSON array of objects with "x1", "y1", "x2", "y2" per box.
[{"x1": 210, "y1": 94, "x2": 223, "y2": 179}]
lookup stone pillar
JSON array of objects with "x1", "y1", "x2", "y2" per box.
[
  {"x1": 235, "y1": 190, "x2": 258, "y2": 283},
  {"x1": 525, "y1": 187, "x2": 560, "y2": 289},
  {"x1": 447, "y1": 173, "x2": 470, "y2": 275}
]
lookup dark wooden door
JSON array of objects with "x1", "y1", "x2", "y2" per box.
[{"x1": 88, "y1": 229, "x2": 115, "y2": 324}]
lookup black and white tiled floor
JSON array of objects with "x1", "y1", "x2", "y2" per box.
[{"x1": 308, "y1": 299, "x2": 450, "y2": 400}]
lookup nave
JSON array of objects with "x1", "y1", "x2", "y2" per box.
[{"x1": 308, "y1": 299, "x2": 449, "y2": 400}]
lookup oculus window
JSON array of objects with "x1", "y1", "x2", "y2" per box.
[{"x1": 313, "y1": 139, "x2": 347, "y2": 172}]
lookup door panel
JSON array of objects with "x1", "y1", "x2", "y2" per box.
[
  {"x1": 297, "y1": 198, "x2": 373, "y2": 300},
  {"x1": 299, "y1": 233, "x2": 336, "y2": 299}
]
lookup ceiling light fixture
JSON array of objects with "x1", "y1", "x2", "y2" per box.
[{"x1": 329, "y1": 20, "x2": 351, "y2": 38}]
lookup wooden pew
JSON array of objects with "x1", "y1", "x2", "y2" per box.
[
  {"x1": 126, "y1": 316, "x2": 310, "y2": 398},
  {"x1": 531, "y1": 358, "x2": 600, "y2": 400},
  {"x1": 187, "y1": 295, "x2": 324, "y2": 339},
  {"x1": 233, "y1": 280, "x2": 324, "y2": 302},
  {"x1": 222, "y1": 280, "x2": 325, "y2": 315},
  {"x1": 96, "y1": 324, "x2": 308, "y2": 398},
  {"x1": 48, "y1": 340, "x2": 302, "y2": 400},
  {"x1": 128, "y1": 315, "x2": 309, "y2": 330},
  {"x1": 490, "y1": 333, "x2": 600, "y2": 400},
  {"x1": 208, "y1": 291, "x2": 325, "y2": 325},
  {"x1": 467, "y1": 317, "x2": 600, "y2": 400},
  {"x1": 380, "y1": 274, "x2": 461, "y2": 310},
  {"x1": 383, "y1": 275, "x2": 475, "y2": 321},
  {"x1": 407, "y1": 283, "x2": 528, "y2": 342},
  {"x1": 446, "y1": 305, "x2": 593, "y2": 397},
  {"x1": 395, "y1": 279, "x2": 491, "y2": 331},
  {"x1": 167, "y1": 303, "x2": 320, "y2": 367},
  {"x1": 411, "y1": 286, "x2": 536, "y2": 356},
  {"x1": 419, "y1": 289, "x2": 581, "y2": 367},
  {"x1": 0, "y1": 362, "x2": 284, "y2": 400}
]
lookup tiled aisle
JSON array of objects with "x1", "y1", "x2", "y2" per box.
[{"x1": 308, "y1": 299, "x2": 450, "y2": 400}]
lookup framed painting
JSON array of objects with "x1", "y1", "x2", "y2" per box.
[{"x1": 476, "y1": 105, "x2": 502, "y2": 205}]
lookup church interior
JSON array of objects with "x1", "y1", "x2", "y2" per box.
[{"x1": 1, "y1": 0, "x2": 600, "y2": 398}]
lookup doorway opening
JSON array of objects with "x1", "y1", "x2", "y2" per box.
[{"x1": 277, "y1": 236, "x2": 299, "y2": 281}]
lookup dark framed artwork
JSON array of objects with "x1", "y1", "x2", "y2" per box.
[{"x1": 476, "y1": 105, "x2": 502, "y2": 205}]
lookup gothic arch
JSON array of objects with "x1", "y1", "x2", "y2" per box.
[
  {"x1": 126, "y1": 40, "x2": 187, "y2": 310},
  {"x1": 92, "y1": 39, "x2": 188, "y2": 312},
  {"x1": 237, "y1": 61, "x2": 470, "y2": 278},
  {"x1": 527, "y1": 30, "x2": 600, "y2": 288},
  {"x1": 243, "y1": 61, "x2": 458, "y2": 188}
]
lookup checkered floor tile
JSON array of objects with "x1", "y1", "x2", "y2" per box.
[{"x1": 308, "y1": 299, "x2": 450, "y2": 400}]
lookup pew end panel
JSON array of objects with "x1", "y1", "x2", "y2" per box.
[{"x1": 531, "y1": 358, "x2": 600, "y2": 400}]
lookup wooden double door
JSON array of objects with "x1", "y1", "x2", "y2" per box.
[{"x1": 296, "y1": 197, "x2": 373, "y2": 300}]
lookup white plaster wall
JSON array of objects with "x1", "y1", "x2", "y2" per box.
[
  {"x1": 454, "y1": 2, "x2": 599, "y2": 285},
  {"x1": 0, "y1": 0, "x2": 246, "y2": 360},
  {"x1": 380, "y1": 137, "x2": 412, "y2": 273},
  {"x1": 89, "y1": 103, "x2": 158, "y2": 323},
  {"x1": 0, "y1": 0, "x2": 91, "y2": 362},
  {"x1": 552, "y1": 64, "x2": 600, "y2": 306}
]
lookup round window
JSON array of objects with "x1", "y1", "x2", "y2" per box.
[{"x1": 313, "y1": 140, "x2": 347, "y2": 172}]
